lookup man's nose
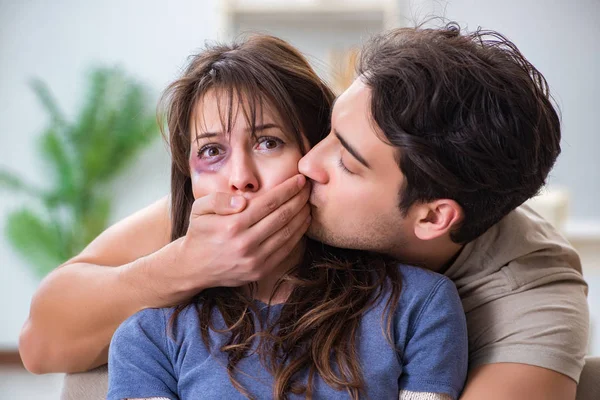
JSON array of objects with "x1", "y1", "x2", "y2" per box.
[
  {"x1": 229, "y1": 151, "x2": 260, "y2": 193},
  {"x1": 298, "y1": 140, "x2": 329, "y2": 184}
]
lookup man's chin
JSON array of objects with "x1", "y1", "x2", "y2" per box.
[
  {"x1": 305, "y1": 222, "x2": 320, "y2": 241},
  {"x1": 307, "y1": 219, "x2": 384, "y2": 253},
  {"x1": 306, "y1": 220, "x2": 325, "y2": 241},
  {"x1": 306, "y1": 221, "x2": 341, "y2": 247}
]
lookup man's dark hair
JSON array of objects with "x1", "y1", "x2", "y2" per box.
[{"x1": 358, "y1": 22, "x2": 561, "y2": 243}]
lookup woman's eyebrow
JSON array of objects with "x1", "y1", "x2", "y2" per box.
[
  {"x1": 196, "y1": 123, "x2": 281, "y2": 140},
  {"x1": 247, "y1": 123, "x2": 293, "y2": 141},
  {"x1": 195, "y1": 132, "x2": 219, "y2": 141},
  {"x1": 245, "y1": 123, "x2": 281, "y2": 132}
]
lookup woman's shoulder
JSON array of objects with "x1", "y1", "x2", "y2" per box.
[
  {"x1": 115, "y1": 307, "x2": 173, "y2": 339},
  {"x1": 396, "y1": 264, "x2": 456, "y2": 297},
  {"x1": 116, "y1": 304, "x2": 201, "y2": 339},
  {"x1": 111, "y1": 308, "x2": 172, "y2": 355},
  {"x1": 113, "y1": 304, "x2": 211, "y2": 363},
  {"x1": 393, "y1": 264, "x2": 462, "y2": 322}
]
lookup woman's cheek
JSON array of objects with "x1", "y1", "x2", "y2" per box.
[
  {"x1": 260, "y1": 152, "x2": 302, "y2": 188},
  {"x1": 189, "y1": 157, "x2": 227, "y2": 199}
]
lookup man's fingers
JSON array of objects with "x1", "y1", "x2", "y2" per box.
[
  {"x1": 190, "y1": 192, "x2": 247, "y2": 218},
  {"x1": 256, "y1": 204, "x2": 311, "y2": 259},
  {"x1": 259, "y1": 211, "x2": 311, "y2": 271},
  {"x1": 241, "y1": 174, "x2": 306, "y2": 228},
  {"x1": 244, "y1": 185, "x2": 310, "y2": 247}
]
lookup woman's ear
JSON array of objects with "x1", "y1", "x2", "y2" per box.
[{"x1": 413, "y1": 199, "x2": 463, "y2": 241}]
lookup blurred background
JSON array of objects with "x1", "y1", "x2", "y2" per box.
[{"x1": 0, "y1": 0, "x2": 598, "y2": 398}]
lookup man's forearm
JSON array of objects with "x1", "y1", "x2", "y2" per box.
[
  {"x1": 459, "y1": 363, "x2": 577, "y2": 400},
  {"x1": 19, "y1": 240, "x2": 183, "y2": 374}
]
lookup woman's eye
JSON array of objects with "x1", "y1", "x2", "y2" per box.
[
  {"x1": 256, "y1": 137, "x2": 284, "y2": 151},
  {"x1": 264, "y1": 139, "x2": 278, "y2": 149},
  {"x1": 198, "y1": 145, "x2": 223, "y2": 159}
]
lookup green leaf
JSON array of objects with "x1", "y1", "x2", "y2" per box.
[
  {"x1": 39, "y1": 127, "x2": 79, "y2": 204},
  {"x1": 4, "y1": 208, "x2": 67, "y2": 277},
  {"x1": 6, "y1": 65, "x2": 158, "y2": 279},
  {"x1": 69, "y1": 68, "x2": 111, "y2": 162},
  {"x1": 73, "y1": 67, "x2": 158, "y2": 184},
  {"x1": 30, "y1": 78, "x2": 67, "y2": 127},
  {"x1": 0, "y1": 169, "x2": 41, "y2": 197}
]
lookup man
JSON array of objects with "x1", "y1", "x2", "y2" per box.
[{"x1": 19, "y1": 24, "x2": 588, "y2": 400}]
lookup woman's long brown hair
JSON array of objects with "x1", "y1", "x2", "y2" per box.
[{"x1": 158, "y1": 34, "x2": 402, "y2": 400}]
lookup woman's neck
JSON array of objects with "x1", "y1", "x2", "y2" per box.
[{"x1": 252, "y1": 237, "x2": 306, "y2": 304}]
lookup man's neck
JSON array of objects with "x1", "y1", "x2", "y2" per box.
[{"x1": 391, "y1": 237, "x2": 464, "y2": 273}]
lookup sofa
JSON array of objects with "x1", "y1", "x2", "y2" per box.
[{"x1": 61, "y1": 357, "x2": 600, "y2": 400}]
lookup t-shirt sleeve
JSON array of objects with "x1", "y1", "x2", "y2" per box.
[
  {"x1": 466, "y1": 279, "x2": 589, "y2": 382},
  {"x1": 398, "y1": 277, "x2": 468, "y2": 400},
  {"x1": 107, "y1": 308, "x2": 178, "y2": 400}
]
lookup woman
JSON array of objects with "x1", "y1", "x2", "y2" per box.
[{"x1": 107, "y1": 35, "x2": 467, "y2": 400}]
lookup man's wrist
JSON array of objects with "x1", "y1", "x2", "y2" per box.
[
  {"x1": 117, "y1": 240, "x2": 180, "y2": 310},
  {"x1": 120, "y1": 238, "x2": 210, "y2": 309}
]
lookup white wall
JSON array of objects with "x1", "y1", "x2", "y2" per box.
[{"x1": 0, "y1": 0, "x2": 221, "y2": 348}]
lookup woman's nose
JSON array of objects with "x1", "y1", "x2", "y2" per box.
[
  {"x1": 298, "y1": 140, "x2": 329, "y2": 184},
  {"x1": 228, "y1": 151, "x2": 260, "y2": 193}
]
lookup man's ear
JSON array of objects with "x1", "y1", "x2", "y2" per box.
[{"x1": 413, "y1": 199, "x2": 463, "y2": 241}]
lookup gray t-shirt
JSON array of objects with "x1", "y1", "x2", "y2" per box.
[{"x1": 444, "y1": 204, "x2": 589, "y2": 382}]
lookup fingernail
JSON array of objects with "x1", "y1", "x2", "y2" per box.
[{"x1": 230, "y1": 196, "x2": 244, "y2": 208}]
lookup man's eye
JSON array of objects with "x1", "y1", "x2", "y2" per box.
[
  {"x1": 338, "y1": 158, "x2": 354, "y2": 175},
  {"x1": 198, "y1": 145, "x2": 223, "y2": 159},
  {"x1": 256, "y1": 137, "x2": 284, "y2": 151}
]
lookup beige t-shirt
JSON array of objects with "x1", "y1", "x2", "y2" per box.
[{"x1": 444, "y1": 204, "x2": 589, "y2": 383}]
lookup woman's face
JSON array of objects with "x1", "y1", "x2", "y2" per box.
[{"x1": 189, "y1": 89, "x2": 306, "y2": 200}]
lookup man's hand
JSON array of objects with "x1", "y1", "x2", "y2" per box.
[
  {"x1": 460, "y1": 363, "x2": 577, "y2": 400},
  {"x1": 147, "y1": 174, "x2": 311, "y2": 305}
]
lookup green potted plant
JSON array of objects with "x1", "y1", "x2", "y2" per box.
[{"x1": 0, "y1": 66, "x2": 159, "y2": 277}]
